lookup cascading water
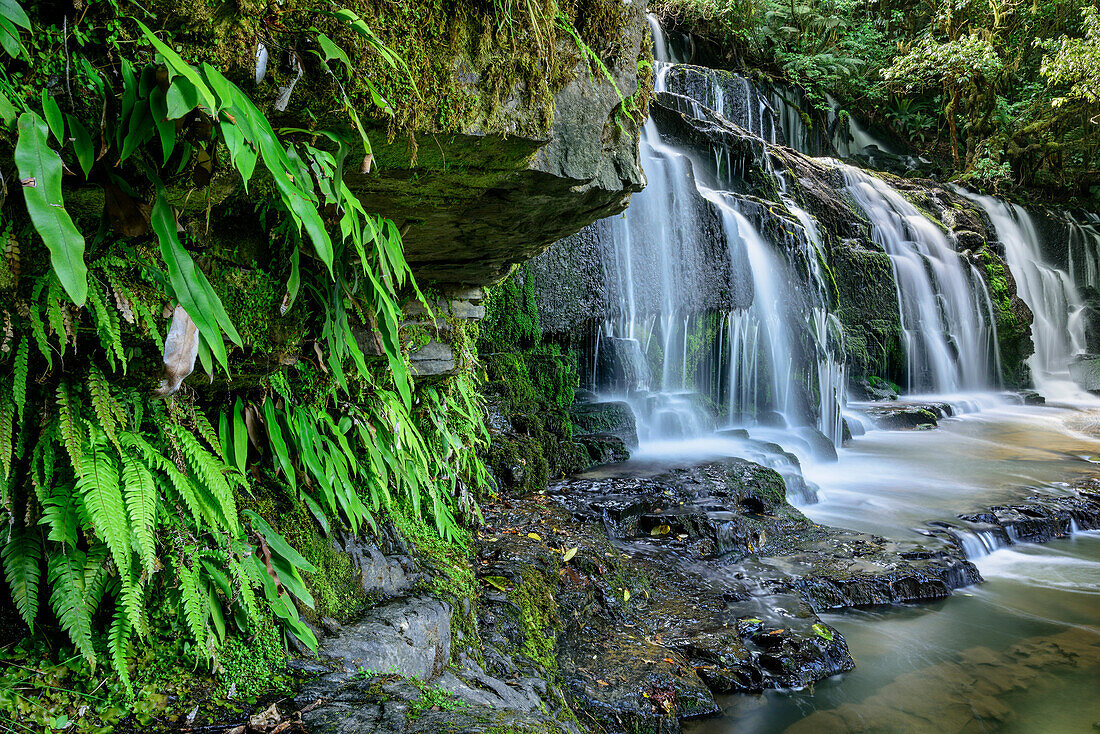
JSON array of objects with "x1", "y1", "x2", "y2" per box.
[
  {"x1": 836, "y1": 163, "x2": 1000, "y2": 394},
  {"x1": 591, "y1": 17, "x2": 847, "y2": 451},
  {"x1": 962, "y1": 192, "x2": 1098, "y2": 403}
]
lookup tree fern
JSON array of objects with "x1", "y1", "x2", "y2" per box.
[
  {"x1": 56, "y1": 382, "x2": 83, "y2": 472},
  {"x1": 121, "y1": 452, "x2": 158, "y2": 577},
  {"x1": 76, "y1": 429, "x2": 130, "y2": 575},
  {"x1": 48, "y1": 551, "x2": 96, "y2": 667},
  {"x1": 119, "y1": 566, "x2": 148, "y2": 638},
  {"x1": 1, "y1": 523, "x2": 42, "y2": 630}
]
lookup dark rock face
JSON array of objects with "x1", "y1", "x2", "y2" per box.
[
  {"x1": 569, "y1": 400, "x2": 639, "y2": 448},
  {"x1": 950, "y1": 479, "x2": 1100, "y2": 544},
  {"x1": 349, "y1": 1, "x2": 651, "y2": 287}
]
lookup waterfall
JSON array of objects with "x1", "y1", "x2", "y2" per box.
[
  {"x1": 836, "y1": 164, "x2": 1000, "y2": 393},
  {"x1": 964, "y1": 192, "x2": 1098, "y2": 403},
  {"x1": 589, "y1": 17, "x2": 847, "y2": 449}
]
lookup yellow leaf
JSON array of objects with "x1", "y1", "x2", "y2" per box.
[
  {"x1": 650, "y1": 525, "x2": 671, "y2": 536},
  {"x1": 527, "y1": 533, "x2": 541, "y2": 541},
  {"x1": 563, "y1": 547, "x2": 578, "y2": 562},
  {"x1": 623, "y1": 588, "x2": 631, "y2": 602}
]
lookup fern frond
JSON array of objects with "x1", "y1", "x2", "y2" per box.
[
  {"x1": 13, "y1": 337, "x2": 28, "y2": 429},
  {"x1": 187, "y1": 405, "x2": 224, "y2": 461},
  {"x1": 1, "y1": 524, "x2": 42, "y2": 630},
  {"x1": 87, "y1": 366, "x2": 126, "y2": 452},
  {"x1": 41, "y1": 483, "x2": 82, "y2": 549},
  {"x1": 48, "y1": 551, "x2": 96, "y2": 667},
  {"x1": 119, "y1": 566, "x2": 148, "y2": 639},
  {"x1": 0, "y1": 382, "x2": 13, "y2": 480},
  {"x1": 178, "y1": 561, "x2": 209, "y2": 656},
  {"x1": 45, "y1": 287, "x2": 67, "y2": 356},
  {"x1": 121, "y1": 452, "x2": 158, "y2": 577},
  {"x1": 108, "y1": 603, "x2": 133, "y2": 695},
  {"x1": 29, "y1": 281, "x2": 52, "y2": 368},
  {"x1": 175, "y1": 426, "x2": 238, "y2": 534},
  {"x1": 83, "y1": 543, "x2": 111, "y2": 611},
  {"x1": 76, "y1": 432, "x2": 130, "y2": 575},
  {"x1": 56, "y1": 383, "x2": 83, "y2": 473}
]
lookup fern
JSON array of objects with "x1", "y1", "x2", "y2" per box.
[
  {"x1": 179, "y1": 561, "x2": 210, "y2": 658},
  {"x1": 119, "y1": 566, "x2": 148, "y2": 639},
  {"x1": 121, "y1": 452, "x2": 158, "y2": 578},
  {"x1": 0, "y1": 383, "x2": 13, "y2": 479},
  {"x1": 41, "y1": 483, "x2": 81, "y2": 549},
  {"x1": 1, "y1": 524, "x2": 42, "y2": 630},
  {"x1": 175, "y1": 425, "x2": 238, "y2": 535},
  {"x1": 76, "y1": 429, "x2": 130, "y2": 575},
  {"x1": 13, "y1": 336, "x2": 28, "y2": 428},
  {"x1": 187, "y1": 404, "x2": 224, "y2": 461},
  {"x1": 28, "y1": 280, "x2": 52, "y2": 368},
  {"x1": 87, "y1": 366, "x2": 126, "y2": 452},
  {"x1": 45, "y1": 285, "x2": 67, "y2": 356},
  {"x1": 108, "y1": 604, "x2": 133, "y2": 694},
  {"x1": 48, "y1": 551, "x2": 96, "y2": 667},
  {"x1": 82, "y1": 544, "x2": 111, "y2": 611},
  {"x1": 56, "y1": 382, "x2": 83, "y2": 472}
]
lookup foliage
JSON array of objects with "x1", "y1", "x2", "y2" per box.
[
  {"x1": 0, "y1": 1, "x2": 490, "y2": 723},
  {"x1": 655, "y1": 0, "x2": 1100, "y2": 202}
]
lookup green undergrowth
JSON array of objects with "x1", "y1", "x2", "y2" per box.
[{"x1": 478, "y1": 266, "x2": 589, "y2": 495}]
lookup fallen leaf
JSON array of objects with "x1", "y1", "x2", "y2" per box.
[
  {"x1": 562, "y1": 547, "x2": 578, "y2": 562},
  {"x1": 527, "y1": 532, "x2": 541, "y2": 541},
  {"x1": 596, "y1": 679, "x2": 609, "y2": 687},
  {"x1": 483, "y1": 575, "x2": 511, "y2": 592},
  {"x1": 650, "y1": 524, "x2": 671, "y2": 536}
]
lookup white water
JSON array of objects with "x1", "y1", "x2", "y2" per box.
[
  {"x1": 593, "y1": 18, "x2": 847, "y2": 448},
  {"x1": 963, "y1": 192, "x2": 1099, "y2": 404},
  {"x1": 837, "y1": 163, "x2": 1000, "y2": 393}
]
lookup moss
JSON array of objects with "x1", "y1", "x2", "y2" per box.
[
  {"x1": 977, "y1": 247, "x2": 1032, "y2": 387},
  {"x1": 507, "y1": 569, "x2": 561, "y2": 676},
  {"x1": 216, "y1": 623, "x2": 288, "y2": 700},
  {"x1": 242, "y1": 481, "x2": 366, "y2": 623}
]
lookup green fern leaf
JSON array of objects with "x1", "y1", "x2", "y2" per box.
[
  {"x1": 178, "y1": 561, "x2": 209, "y2": 655},
  {"x1": 119, "y1": 566, "x2": 148, "y2": 639},
  {"x1": 29, "y1": 289, "x2": 52, "y2": 369},
  {"x1": 40, "y1": 483, "x2": 81, "y2": 548},
  {"x1": 121, "y1": 452, "x2": 158, "y2": 577},
  {"x1": 1, "y1": 524, "x2": 42, "y2": 630},
  {"x1": 13, "y1": 337, "x2": 28, "y2": 428},
  {"x1": 76, "y1": 432, "x2": 130, "y2": 575},
  {"x1": 108, "y1": 603, "x2": 133, "y2": 694},
  {"x1": 83, "y1": 543, "x2": 111, "y2": 611},
  {"x1": 175, "y1": 426, "x2": 238, "y2": 534},
  {"x1": 45, "y1": 286, "x2": 67, "y2": 357},
  {"x1": 56, "y1": 382, "x2": 83, "y2": 473},
  {"x1": 0, "y1": 382, "x2": 13, "y2": 480},
  {"x1": 188, "y1": 405, "x2": 224, "y2": 461},
  {"x1": 87, "y1": 366, "x2": 126, "y2": 452},
  {"x1": 48, "y1": 551, "x2": 96, "y2": 667}
]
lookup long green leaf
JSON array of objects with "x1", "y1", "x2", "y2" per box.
[
  {"x1": 15, "y1": 112, "x2": 87, "y2": 305},
  {"x1": 150, "y1": 190, "x2": 241, "y2": 373}
]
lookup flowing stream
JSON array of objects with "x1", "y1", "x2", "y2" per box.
[{"x1": 575, "y1": 16, "x2": 1100, "y2": 733}]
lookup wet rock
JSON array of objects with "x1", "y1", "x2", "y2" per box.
[
  {"x1": 575, "y1": 433, "x2": 631, "y2": 465},
  {"x1": 853, "y1": 400, "x2": 952, "y2": 430},
  {"x1": 308, "y1": 596, "x2": 452, "y2": 680},
  {"x1": 1069, "y1": 353, "x2": 1100, "y2": 393},
  {"x1": 951, "y1": 480, "x2": 1100, "y2": 545},
  {"x1": 849, "y1": 376, "x2": 899, "y2": 402},
  {"x1": 570, "y1": 400, "x2": 639, "y2": 448}
]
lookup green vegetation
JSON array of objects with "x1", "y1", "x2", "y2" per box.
[
  {"x1": 655, "y1": 0, "x2": 1100, "y2": 203},
  {"x1": 0, "y1": 1, "x2": 494, "y2": 729},
  {"x1": 478, "y1": 266, "x2": 589, "y2": 494}
]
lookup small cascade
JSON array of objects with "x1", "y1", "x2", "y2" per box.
[
  {"x1": 946, "y1": 525, "x2": 1013, "y2": 559},
  {"x1": 963, "y1": 192, "x2": 1097, "y2": 403},
  {"x1": 836, "y1": 163, "x2": 1000, "y2": 393},
  {"x1": 1067, "y1": 213, "x2": 1100, "y2": 291}
]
